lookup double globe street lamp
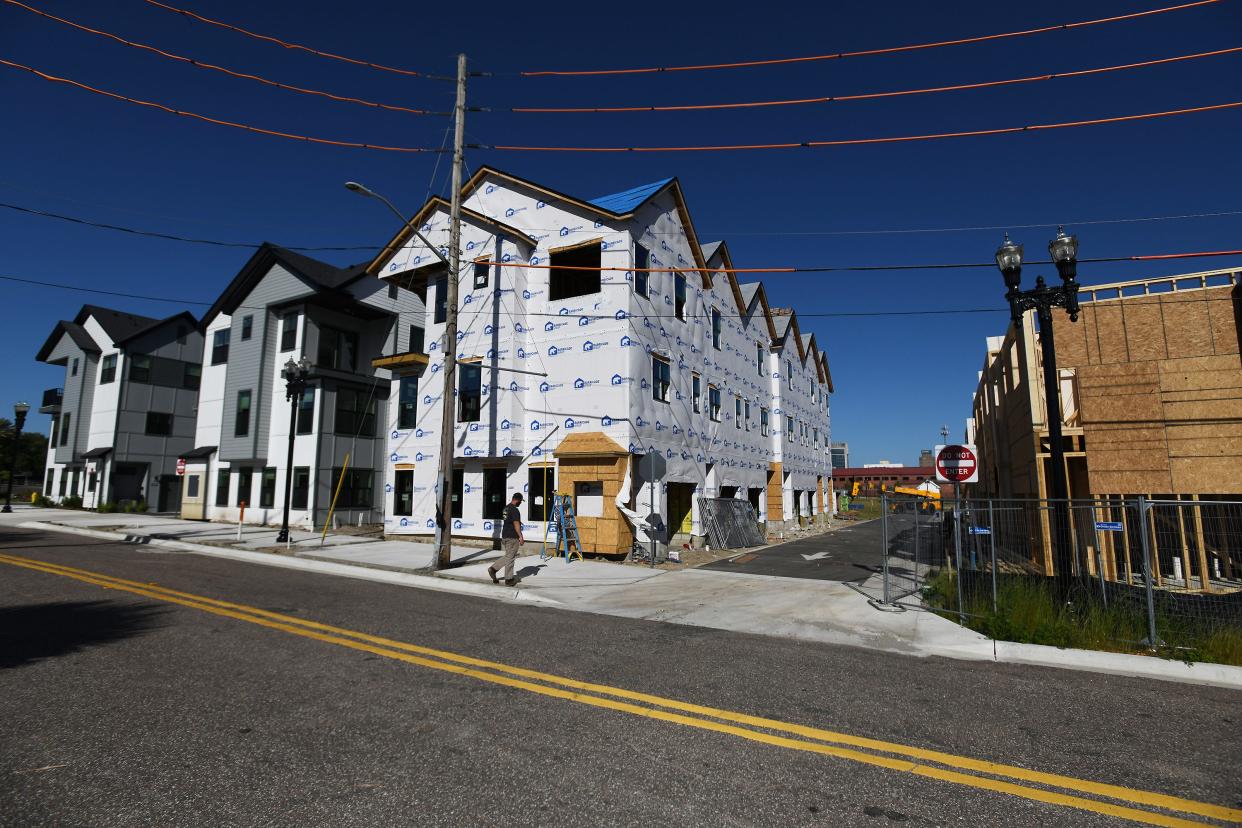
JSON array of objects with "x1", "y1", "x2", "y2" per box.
[
  {"x1": 995, "y1": 228, "x2": 1081, "y2": 582},
  {"x1": 276, "y1": 357, "x2": 312, "y2": 545},
  {"x1": 2, "y1": 401, "x2": 31, "y2": 513}
]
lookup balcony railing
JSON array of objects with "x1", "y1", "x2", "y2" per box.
[{"x1": 39, "y1": 387, "x2": 63, "y2": 413}]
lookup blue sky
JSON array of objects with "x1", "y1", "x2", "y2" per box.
[{"x1": 2, "y1": 0, "x2": 1240, "y2": 464}]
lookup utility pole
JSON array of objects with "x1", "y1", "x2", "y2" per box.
[{"x1": 431, "y1": 53, "x2": 467, "y2": 571}]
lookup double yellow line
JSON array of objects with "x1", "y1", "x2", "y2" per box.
[{"x1": 2, "y1": 550, "x2": 1237, "y2": 827}]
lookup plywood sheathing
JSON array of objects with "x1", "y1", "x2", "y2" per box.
[{"x1": 553, "y1": 432, "x2": 631, "y2": 555}]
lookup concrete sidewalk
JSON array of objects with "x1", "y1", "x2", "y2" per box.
[{"x1": 5, "y1": 506, "x2": 1240, "y2": 690}]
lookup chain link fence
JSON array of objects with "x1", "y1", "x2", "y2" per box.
[{"x1": 872, "y1": 494, "x2": 1242, "y2": 663}]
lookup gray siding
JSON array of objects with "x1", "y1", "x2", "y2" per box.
[
  {"x1": 46, "y1": 336, "x2": 89, "y2": 464},
  {"x1": 219, "y1": 264, "x2": 312, "y2": 461}
]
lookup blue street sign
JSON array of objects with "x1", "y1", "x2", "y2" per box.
[
  {"x1": 848, "y1": 504, "x2": 865, "y2": 511},
  {"x1": 1095, "y1": 521, "x2": 1124, "y2": 532},
  {"x1": 968, "y1": 526, "x2": 991, "y2": 535}
]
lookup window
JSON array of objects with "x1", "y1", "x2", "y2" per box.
[
  {"x1": 236, "y1": 466, "x2": 253, "y2": 507},
  {"x1": 281, "y1": 313, "x2": 298, "y2": 351},
  {"x1": 398, "y1": 376, "x2": 418, "y2": 430},
  {"x1": 335, "y1": 387, "x2": 376, "y2": 437},
  {"x1": 387, "y1": 283, "x2": 399, "y2": 300},
  {"x1": 392, "y1": 469, "x2": 412, "y2": 516},
  {"x1": 235, "y1": 390, "x2": 252, "y2": 437},
  {"x1": 318, "y1": 326, "x2": 358, "y2": 372},
  {"x1": 86, "y1": 470, "x2": 97, "y2": 493},
  {"x1": 734, "y1": 396, "x2": 742, "y2": 428},
  {"x1": 49, "y1": 416, "x2": 58, "y2": 448},
  {"x1": 549, "y1": 242, "x2": 601, "y2": 300},
  {"x1": 692, "y1": 373, "x2": 701, "y2": 414},
  {"x1": 330, "y1": 468, "x2": 373, "y2": 510},
  {"x1": 745, "y1": 400, "x2": 751, "y2": 431},
  {"x1": 459, "y1": 364, "x2": 482, "y2": 422},
  {"x1": 709, "y1": 386, "x2": 721, "y2": 422},
  {"x1": 409, "y1": 325, "x2": 425, "y2": 354},
  {"x1": 651, "y1": 355, "x2": 670, "y2": 403},
  {"x1": 59, "y1": 413, "x2": 71, "y2": 446},
  {"x1": 674, "y1": 274, "x2": 686, "y2": 320},
  {"x1": 787, "y1": 360, "x2": 794, "y2": 391},
  {"x1": 241, "y1": 315, "x2": 253, "y2": 341},
  {"x1": 761, "y1": 408, "x2": 769, "y2": 436},
  {"x1": 473, "y1": 260, "x2": 490, "y2": 290},
  {"x1": 259, "y1": 467, "x2": 277, "y2": 509},
  {"x1": 44, "y1": 468, "x2": 53, "y2": 495},
  {"x1": 59, "y1": 472, "x2": 66, "y2": 497},
  {"x1": 756, "y1": 343, "x2": 764, "y2": 376},
  {"x1": 786, "y1": 415, "x2": 794, "y2": 438},
  {"x1": 100, "y1": 354, "x2": 117, "y2": 384},
  {"x1": 129, "y1": 354, "x2": 152, "y2": 383},
  {"x1": 183, "y1": 363, "x2": 201, "y2": 390},
  {"x1": 711, "y1": 307, "x2": 721, "y2": 350},
  {"x1": 296, "y1": 387, "x2": 315, "y2": 435},
  {"x1": 434, "y1": 277, "x2": 447, "y2": 324},
  {"x1": 634, "y1": 244, "x2": 649, "y2": 298},
  {"x1": 184, "y1": 474, "x2": 196, "y2": 498},
  {"x1": 813, "y1": 427, "x2": 819, "y2": 444},
  {"x1": 451, "y1": 467, "x2": 464, "y2": 519},
  {"x1": 145, "y1": 412, "x2": 173, "y2": 436},
  {"x1": 212, "y1": 329, "x2": 230, "y2": 365},
  {"x1": 291, "y1": 467, "x2": 310, "y2": 509},
  {"x1": 71, "y1": 358, "x2": 78, "y2": 376},
  {"x1": 528, "y1": 467, "x2": 554, "y2": 522},
  {"x1": 483, "y1": 467, "x2": 507, "y2": 521},
  {"x1": 215, "y1": 469, "x2": 230, "y2": 507}
]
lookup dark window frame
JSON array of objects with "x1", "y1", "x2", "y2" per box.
[
  {"x1": 711, "y1": 307, "x2": 721, "y2": 350},
  {"x1": 241, "y1": 315, "x2": 253, "y2": 341},
  {"x1": 398, "y1": 376, "x2": 418, "y2": 430},
  {"x1": 434, "y1": 277, "x2": 447, "y2": 324},
  {"x1": 651, "y1": 355, "x2": 671, "y2": 403},
  {"x1": 100, "y1": 353, "x2": 117, "y2": 384},
  {"x1": 483, "y1": 467, "x2": 507, "y2": 521},
  {"x1": 145, "y1": 411, "x2": 173, "y2": 436},
  {"x1": 459, "y1": 364, "x2": 482, "y2": 423},
  {"x1": 212, "y1": 329, "x2": 230, "y2": 365},
  {"x1": 281, "y1": 312, "x2": 298, "y2": 352},
  {"x1": 291, "y1": 467, "x2": 310, "y2": 510},
  {"x1": 674, "y1": 273, "x2": 686, "y2": 319},
  {"x1": 236, "y1": 466, "x2": 253, "y2": 507},
  {"x1": 296, "y1": 386, "x2": 315, "y2": 435},
  {"x1": 393, "y1": 469, "x2": 413, "y2": 517},
  {"x1": 235, "y1": 389, "x2": 252, "y2": 437},
  {"x1": 549, "y1": 241, "x2": 602, "y2": 301},
  {"x1": 215, "y1": 468, "x2": 230, "y2": 507},
  {"x1": 183, "y1": 363, "x2": 201, "y2": 390},
  {"x1": 317, "y1": 325, "x2": 359, "y2": 373},
  {"x1": 334, "y1": 387, "x2": 376, "y2": 437},
  {"x1": 473, "y1": 259, "x2": 491, "y2": 290},
  {"x1": 634, "y1": 244, "x2": 649, "y2": 298},
  {"x1": 259, "y1": 467, "x2": 277, "y2": 509},
  {"x1": 129, "y1": 354, "x2": 152, "y2": 383},
  {"x1": 708, "y1": 386, "x2": 721, "y2": 422},
  {"x1": 527, "y1": 467, "x2": 554, "y2": 522},
  {"x1": 692, "y1": 373, "x2": 701, "y2": 414}
]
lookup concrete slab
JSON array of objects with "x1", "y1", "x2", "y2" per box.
[
  {"x1": 446, "y1": 554, "x2": 667, "y2": 589},
  {"x1": 299, "y1": 541, "x2": 498, "y2": 571}
]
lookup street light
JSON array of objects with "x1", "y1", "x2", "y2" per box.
[
  {"x1": 996, "y1": 228, "x2": 1081, "y2": 583},
  {"x1": 276, "y1": 357, "x2": 311, "y2": 544},
  {"x1": 346, "y1": 181, "x2": 463, "y2": 570},
  {"x1": 2, "y1": 401, "x2": 31, "y2": 513}
]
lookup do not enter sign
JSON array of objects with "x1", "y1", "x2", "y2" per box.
[
  {"x1": 934, "y1": 444, "x2": 978, "y2": 484},
  {"x1": 175, "y1": 457, "x2": 186, "y2": 477}
]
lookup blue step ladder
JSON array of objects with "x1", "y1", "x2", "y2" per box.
[{"x1": 542, "y1": 494, "x2": 583, "y2": 562}]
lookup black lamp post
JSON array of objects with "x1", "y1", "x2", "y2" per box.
[
  {"x1": 276, "y1": 357, "x2": 311, "y2": 544},
  {"x1": 996, "y1": 228, "x2": 1081, "y2": 582},
  {"x1": 2, "y1": 401, "x2": 31, "y2": 513}
]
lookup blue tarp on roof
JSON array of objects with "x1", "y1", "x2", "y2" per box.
[{"x1": 587, "y1": 178, "x2": 673, "y2": 214}]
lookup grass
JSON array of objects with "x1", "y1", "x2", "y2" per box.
[
  {"x1": 840, "y1": 497, "x2": 884, "y2": 521},
  {"x1": 923, "y1": 569, "x2": 1242, "y2": 667}
]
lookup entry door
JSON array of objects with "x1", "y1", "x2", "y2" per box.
[
  {"x1": 158, "y1": 474, "x2": 182, "y2": 513},
  {"x1": 181, "y1": 470, "x2": 205, "y2": 520}
]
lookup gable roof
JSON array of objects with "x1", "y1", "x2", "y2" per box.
[
  {"x1": 76, "y1": 305, "x2": 160, "y2": 344},
  {"x1": 202, "y1": 243, "x2": 369, "y2": 328},
  {"x1": 36, "y1": 320, "x2": 99, "y2": 363},
  {"x1": 589, "y1": 178, "x2": 674, "y2": 214},
  {"x1": 113, "y1": 311, "x2": 200, "y2": 346}
]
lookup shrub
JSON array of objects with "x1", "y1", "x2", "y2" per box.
[
  {"x1": 97, "y1": 502, "x2": 117, "y2": 514},
  {"x1": 31, "y1": 493, "x2": 53, "y2": 507},
  {"x1": 134, "y1": 500, "x2": 149, "y2": 513},
  {"x1": 61, "y1": 495, "x2": 83, "y2": 509}
]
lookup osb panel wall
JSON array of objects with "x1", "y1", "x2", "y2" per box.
[
  {"x1": 556, "y1": 455, "x2": 630, "y2": 555},
  {"x1": 1055, "y1": 285, "x2": 1242, "y2": 495}
]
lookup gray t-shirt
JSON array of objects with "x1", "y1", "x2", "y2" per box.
[{"x1": 501, "y1": 504, "x2": 522, "y2": 539}]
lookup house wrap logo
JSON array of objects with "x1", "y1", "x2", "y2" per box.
[
  {"x1": 453, "y1": 519, "x2": 476, "y2": 530},
  {"x1": 468, "y1": 422, "x2": 480, "y2": 433},
  {"x1": 619, "y1": 335, "x2": 638, "y2": 347},
  {"x1": 390, "y1": 452, "x2": 408, "y2": 462},
  {"x1": 502, "y1": 447, "x2": 514, "y2": 456},
  {"x1": 564, "y1": 417, "x2": 587, "y2": 429},
  {"x1": 578, "y1": 317, "x2": 592, "y2": 327},
  {"x1": 429, "y1": 341, "x2": 439, "y2": 351},
  {"x1": 610, "y1": 374, "x2": 632, "y2": 385},
  {"x1": 399, "y1": 517, "x2": 410, "y2": 527},
  {"x1": 544, "y1": 321, "x2": 567, "y2": 332},
  {"x1": 500, "y1": 419, "x2": 522, "y2": 431},
  {"x1": 532, "y1": 446, "x2": 544, "y2": 456},
  {"x1": 614, "y1": 310, "x2": 628, "y2": 320},
  {"x1": 559, "y1": 306, "x2": 583, "y2": 316},
  {"x1": 635, "y1": 415, "x2": 648, "y2": 427},
  {"x1": 484, "y1": 324, "x2": 494, "y2": 335},
  {"x1": 548, "y1": 345, "x2": 573, "y2": 357},
  {"x1": 529, "y1": 419, "x2": 553, "y2": 431},
  {"x1": 504, "y1": 206, "x2": 526, "y2": 217},
  {"x1": 463, "y1": 446, "x2": 479, "y2": 456},
  {"x1": 655, "y1": 421, "x2": 665, "y2": 432},
  {"x1": 415, "y1": 451, "x2": 431, "y2": 462},
  {"x1": 516, "y1": 347, "x2": 533, "y2": 360},
  {"x1": 559, "y1": 225, "x2": 583, "y2": 236},
  {"x1": 431, "y1": 363, "x2": 442, "y2": 373},
  {"x1": 582, "y1": 340, "x2": 608, "y2": 352},
  {"x1": 600, "y1": 415, "x2": 613, "y2": 426},
  {"x1": 391, "y1": 430, "x2": 402, "y2": 439},
  {"x1": 509, "y1": 381, "x2": 529, "y2": 392},
  {"x1": 573, "y1": 377, "x2": 600, "y2": 390},
  {"x1": 514, "y1": 322, "x2": 527, "y2": 333},
  {"x1": 537, "y1": 381, "x2": 563, "y2": 393}
]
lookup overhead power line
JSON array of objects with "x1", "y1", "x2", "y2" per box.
[
  {"x1": 478, "y1": 99, "x2": 1242, "y2": 152},
  {"x1": 519, "y1": 0, "x2": 1222, "y2": 76},
  {"x1": 2, "y1": 0, "x2": 447, "y2": 116},
  {"x1": 0, "y1": 202, "x2": 377, "y2": 251},
  {"x1": 0, "y1": 57, "x2": 449, "y2": 153},
  {"x1": 508, "y1": 46, "x2": 1242, "y2": 114},
  {"x1": 6, "y1": 199, "x2": 1242, "y2": 252},
  {"x1": 140, "y1": 0, "x2": 445, "y2": 79}
]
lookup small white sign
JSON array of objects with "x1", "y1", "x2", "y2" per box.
[{"x1": 575, "y1": 481, "x2": 604, "y2": 518}]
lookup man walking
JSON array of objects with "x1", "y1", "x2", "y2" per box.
[{"x1": 489, "y1": 492, "x2": 524, "y2": 586}]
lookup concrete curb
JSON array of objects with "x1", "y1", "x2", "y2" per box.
[
  {"x1": 987, "y1": 640, "x2": 1242, "y2": 690},
  {"x1": 16, "y1": 521, "x2": 563, "y2": 610}
]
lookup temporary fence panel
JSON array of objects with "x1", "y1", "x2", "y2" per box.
[{"x1": 698, "y1": 497, "x2": 765, "y2": 550}]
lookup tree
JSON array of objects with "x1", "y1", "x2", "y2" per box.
[{"x1": 0, "y1": 418, "x2": 48, "y2": 485}]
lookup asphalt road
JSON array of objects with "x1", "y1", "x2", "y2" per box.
[
  {"x1": 703, "y1": 518, "x2": 896, "y2": 582},
  {"x1": 2, "y1": 526, "x2": 1239, "y2": 827}
]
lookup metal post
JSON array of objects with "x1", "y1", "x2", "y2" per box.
[
  {"x1": 953, "y1": 500, "x2": 965, "y2": 624},
  {"x1": 1, "y1": 406, "x2": 28, "y2": 513},
  {"x1": 988, "y1": 499, "x2": 998, "y2": 614},
  {"x1": 648, "y1": 478, "x2": 656, "y2": 568},
  {"x1": 881, "y1": 492, "x2": 890, "y2": 604},
  {"x1": 1137, "y1": 496, "x2": 1159, "y2": 648},
  {"x1": 432, "y1": 53, "x2": 467, "y2": 571},
  {"x1": 276, "y1": 385, "x2": 301, "y2": 546},
  {"x1": 1037, "y1": 304, "x2": 1074, "y2": 585}
]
